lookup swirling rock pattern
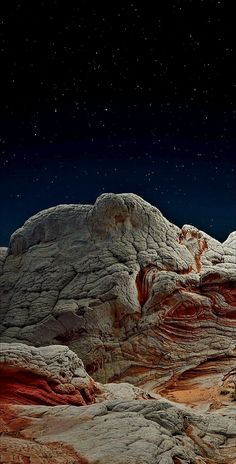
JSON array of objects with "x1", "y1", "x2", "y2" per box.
[
  {"x1": 0, "y1": 343, "x2": 96, "y2": 406},
  {"x1": 0, "y1": 343, "x2": 236, "y2": 463},
  {"x1": 1, "y1": 193, "x2": 236, "y2": 463},
  {"x1": 0, "y1": 193, "x2": 236, "y2": 390}
]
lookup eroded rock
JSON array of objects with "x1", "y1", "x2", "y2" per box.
[
  {"x1": 1, "y1": 399, "x2": 236, "y2": 464},
  {"x1": 0, "y1": 343, "x2": 96, "y2": 406},
  {"x1": 1, "y1": 192, "x2": 236, "y2": 462},
  {"x1": 0, "y1": 193, "x2": 236, "y2": 391}
]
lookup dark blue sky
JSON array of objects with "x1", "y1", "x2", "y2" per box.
[
  {"x1": 1, "y1": 130, "x2": 235, "y2": 245},
  {"x1": 0, "y1": 2, "x2": 235, "y2": 245}
]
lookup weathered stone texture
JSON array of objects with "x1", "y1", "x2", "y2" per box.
[
  {"x1": 0, "y1": 343, "x2": 96, "y2": 406},
  {"x1": 1, "y1": 399, "x2": 236, "y2": 464},
  {"x1": 1, "y1": 193, "x2": 235, "y2": 389},
  {"x1": 1, "y1": 193, "x2": 236, "y2": 462}
]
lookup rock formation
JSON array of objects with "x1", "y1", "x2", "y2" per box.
[
  {"x1": 1, "y1": 193, "x2": 236, "y2": 387},
  {"x1": 1, "y1": 397, "x2": 236, "y2": 464},
  {"x1": 0, "y1": 193, "x2": 236, "y2": 463},
  {"x1": 0, "y1": 343, "x2": 96, "y2": 406}
]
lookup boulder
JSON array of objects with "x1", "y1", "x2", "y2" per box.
[{"x1": 1, "y1": 193, "x2": 235, "y2": 390}]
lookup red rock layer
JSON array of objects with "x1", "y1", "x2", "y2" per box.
[
  {"x1": 136, "y1": 265, "x2": 160, "y2": 306},
  {"x1": 163, "y1": 281, "x2": 236, "y2": 332},
  {"x1": 0, "y1": 368, "x2": 96, "y2": 406},
  {"x1": 0, "y1": 405, "x2": 89, "y2": 464}
]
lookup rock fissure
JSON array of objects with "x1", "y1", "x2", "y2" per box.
[{"x1": 1, "y1": 193, "x2": 236, "y2": 463}]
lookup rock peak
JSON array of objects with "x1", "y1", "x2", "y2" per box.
[{"x1": 1, "y1": 193, "x2": 236, "y2": 463}]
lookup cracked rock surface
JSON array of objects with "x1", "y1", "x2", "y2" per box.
[
  {"x1": 0, "y1": 343, "x2": 96, "y2": 406},
  {"x1": 1, "y1": 193, "x2": 235, "y2": 389},
  {"x1": 1, "y1": 399, "x2": 236, "y2": 464},
  {"x1": 1, "y1": 193, "x2": 236, "y2": 463}
]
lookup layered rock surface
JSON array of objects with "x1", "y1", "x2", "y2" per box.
[
  {"x1": 0, "y1": 341, "x2": 236, "y2": 463},
  {"x1": 0, "y1": 193, "x2": 236, "y2": 463},
  {"x1": 1, "y1": 398, "x2": 236, "y2": 464},
  {"x1": 1, "y1": 193, "x2": 236, "y2": 388},
  {"x1": 0, "y1": 343, "x2": 96, "y2": 406}
]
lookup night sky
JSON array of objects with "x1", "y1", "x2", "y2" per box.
[{"x1": 0, "y1": 1, "x2": 235, "y2": 246}]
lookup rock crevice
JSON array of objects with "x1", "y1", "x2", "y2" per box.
[{"x1": 1, "y1": 193, "x2": 236, "y2": 462}]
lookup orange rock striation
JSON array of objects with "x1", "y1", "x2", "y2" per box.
[
  {"x1": 1, "y1": 194, "x2": 236, "y2": 462},
  {"x1": 0, "y1": 344, "x2": 96, "y2": 407}
]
